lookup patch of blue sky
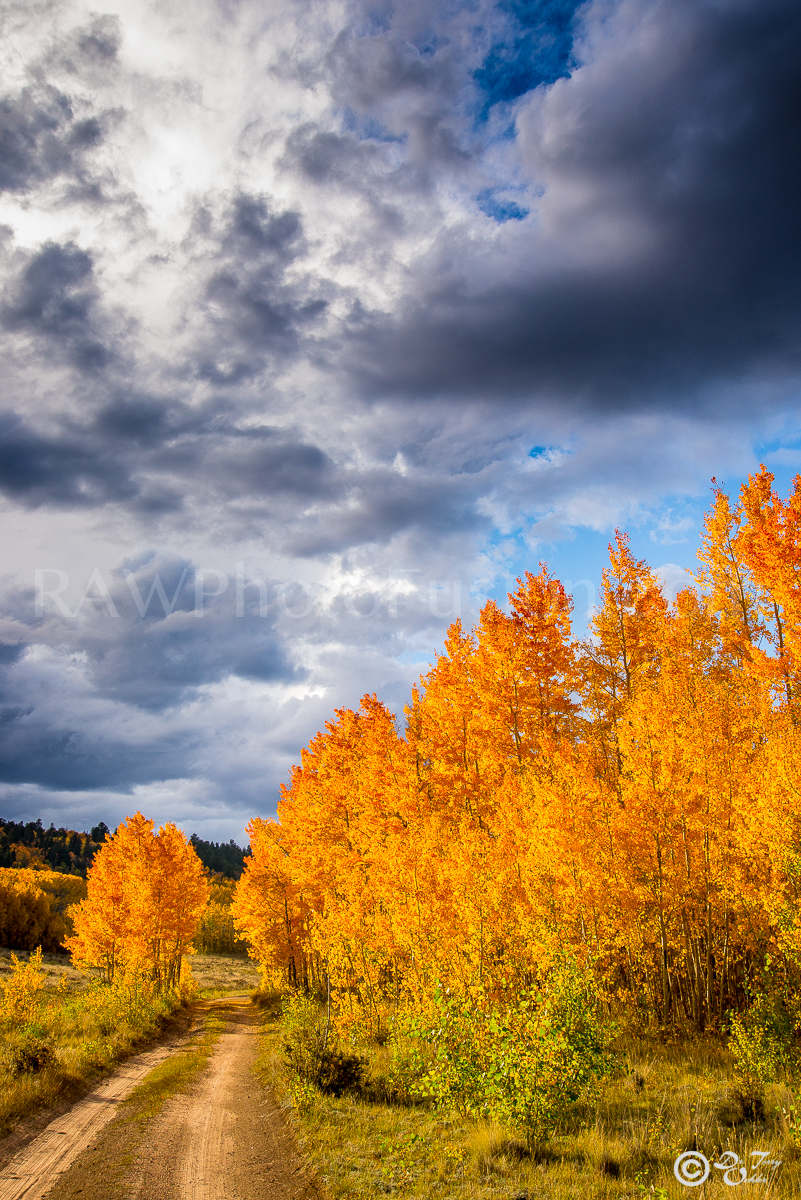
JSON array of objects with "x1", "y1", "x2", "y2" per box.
[
  {"x1": 394, "y1": 648, "x2": 436, "y2": 666},
  {"x1": 473, "y1": 0, "x2": 582, "y2": 120},
  {"x1": 342, "y1": 107, "x2": 406, "y2": 144},
  {"x1": 747, "y1": 434, "x2": 801, "y2": 498},
  {"x1": 477, "y1": 187, "x2": 530, "y2": 222},
  {"x1": 479, "y1": 501, "x2": 710, "y2": 640}
]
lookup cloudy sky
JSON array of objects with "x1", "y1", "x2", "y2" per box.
[{"x1": 1, "y1": 0, "x2": 800, "y2": 841}]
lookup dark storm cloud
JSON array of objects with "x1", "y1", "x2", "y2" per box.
[
  {"x1": 93, "y1": 394, "x2": 179, "y2": 446},
  {"x1": 0, "y1": 710, "x2": 191, "y2": 791},
  {"x1": 0, "y1": 551, "x2": 303, "y2": 791},
  {"x1": 342, "y1": 0, "x2": 801, "y2": 408},
  {"x1": 324, "y1": 20, "x2": 473, "y2": 174},
  {"x1": 212, "y1": 433, "x2": 337, "y2": 499},
  {"x1": 3, "y1": 241, "x2": 110, "y2": 369},
  {"x1": 226, "y1": 194, "x2": 303, "y2": 258},
  {"x1": 88, "y1": 620, "x2": 295, "y2": 710},
  {"x1": 79, "y1": 557, "x2": 302, "y2": 710},
  {"x1": 282, "y1": 124, "x2": 413, "y2": 232},
  {"x1": 288, "y1": 467, "x2": 490, "y2": 556},
  {"x1": 0, "y1": 11, "x2": 122, "y2": 201},
  {"x1": 0, "y1": 84, "x2": 102, "y2": 193},
  {"x1": 0, "y1": 403, "x2": 339, "y2": 514},
  {"x1": 0, "y1": 412, "x2": 134, "y2": 506},
  {"x1": 192, "y1": 192, "x2": 329, "y2": 385},
  {"x1": 0, "y1": 643, "x2": 195, "y2": 793}
]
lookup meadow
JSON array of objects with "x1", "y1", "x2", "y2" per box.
[{"x1": 258, "y1": 1001, "x2": 801, "y2": 1199}]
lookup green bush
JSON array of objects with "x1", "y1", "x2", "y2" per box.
[
  {"x1": 405, "y1": 955, "x2": 613, "y2": 1148},
  {"x1": 1, "y1": 1024, "x2": 56, "y2": 1076},
  {"x1": 282, "y1": 992, "x2": 365, "y2": 1097},
  {"x1": 381, "y1": 1030, "x2": 429, "y2": 1104},
  {"x1": 728, "y1": 989, "x2": 794, "y2": 1118}
]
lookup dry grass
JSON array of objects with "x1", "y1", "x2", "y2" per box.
[
  {"x1": 43, "y1": 1012, "x2": 225, "y2": 1200},
  {"x1": 0, "y1": 947, "x2": 261, "y2": 998},
  {"x1": 188, "y1": 952, "x2": 260, "y2": 996},
  {"x1": 0, "y1": 948, "x2": 84, "y2": 991},
  {"x1": 0, "y1": 948, "x2": 255, "y2": 1137},
  {"x1": 256, "y1": 1015, "x2": 801, "y2": 1199}
]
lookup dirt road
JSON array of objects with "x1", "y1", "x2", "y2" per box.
[
  {"x1": 0, "y1": 997, "x2": 320, "y2": 1200},
  {"x1": 127, "y1": 997, "x2": 319, "y2": 1200},
  {"x1": 0, "y1": 1019, "x2": 202, "y2": 1200}
]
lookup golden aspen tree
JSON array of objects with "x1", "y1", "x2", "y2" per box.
[
  {"x1": 507, "y1": 567, "x2": 579, "y2": 747},
  {"x1": 738, "y1": 466, "x2": 801, "y2": 713},
  {"x1": 406, "y1": 619, "x2": 490, "y2": 826},
  {"x1": 696, "y1": 482, "x2": 763, "y2": 665},
  {"x1": 580, "y1": 531, "x2": 667, "y2": 797},
  {"x1": 232, "y1": 815, "x2": 313, "y2": 987},
  {"x1": 66, "y1": 813, "x2": 209, "y2": 990}
]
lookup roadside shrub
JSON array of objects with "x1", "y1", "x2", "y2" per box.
[
  {"x1": 728, "y1": 989, "x2": 793, "y2": 1119},
  {"x1": 282, "y1": 991, "x2": 365, "y2": 1096},
  {"x1": 2, "y1": 1025, "x2": 56, "y2": 1076},
  {"x1": 72, "y1": 971, "x2": 174, "y2": 1045},
  {"x1": 405, "y1": 955, "x2": 613, "y2": 1148}
]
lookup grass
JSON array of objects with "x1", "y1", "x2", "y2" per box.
[
  {"x1": 188, "y1": 951, "x2": 260, "y2": 997},
  {"x1": 256, "y1": 1011, "x2": 801, "y2": 1200},
  {"x1": 0, "y1": 948, "x2": 84, "y2": 990},
  {"x1": 0, "y1": 947, "x2": 261, "y2": 997},
  {"x1": 0, "y1": 946, "x2": 255, "y2": 1138}
]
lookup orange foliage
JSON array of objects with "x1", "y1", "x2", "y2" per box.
[
  {"x1": 66, "y1": 812, "x2": 209, "y2": 991},
  {"x1": 0, "y1": 868, "x2": 85, "y2": 951},
  {"x1": 235, "y1": 471, "x2": 801, "y2": 1032}
]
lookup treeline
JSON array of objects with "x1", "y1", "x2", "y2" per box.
[
  {"x1": 233, "y1": 467, "x2": 801, "y2": 1036},
  {"x1": 0, "y1": 818, "x2": 248, "y2": 881},
  {"x1": 189, "y1": 835, "x2": 249, "y2": 879},
  {"x1": 0, "y1": 819, "x2": 109, "y2": 877}
]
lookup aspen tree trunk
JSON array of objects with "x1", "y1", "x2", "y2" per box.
[{"x1": 655, "y1": 833, "x2": 671, "y2": 1021}]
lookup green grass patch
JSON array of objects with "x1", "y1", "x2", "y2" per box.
[{"x1": 119, "y1": 1012, "x2": 224, "y2": 1122}]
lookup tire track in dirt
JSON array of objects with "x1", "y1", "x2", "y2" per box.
[
  {"x1": 0, "y1": 1017, "x2": 203, "y2": 1200},
  {"x1": 128, "y1": 996, "x2": 320, "y2": 1200}
]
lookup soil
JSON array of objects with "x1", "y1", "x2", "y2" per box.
[{"x1": 0, "y1": 997, "x2": 322, "y2": 1200}]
